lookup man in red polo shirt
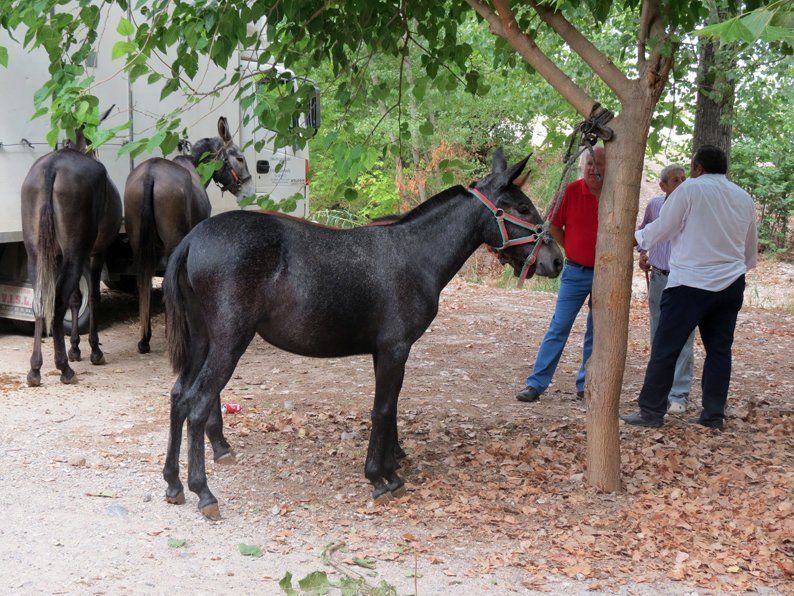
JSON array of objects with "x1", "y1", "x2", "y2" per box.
[{"x1": 517, "y1": 147, "x2": 604, "y2": 402}]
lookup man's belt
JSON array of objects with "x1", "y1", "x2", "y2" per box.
[
  {"x1": 565, "y1": 258, "x2": 594, "y2": 271},
  {"x1": 651, "y1": 266, "x2": 670, "y2": 276}
]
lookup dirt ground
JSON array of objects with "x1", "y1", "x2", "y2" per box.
[{"x1": 0, "y1": 259, "x2": 792, "y2": 595}]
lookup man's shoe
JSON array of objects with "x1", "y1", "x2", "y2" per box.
[
  {"x1": 688, "y1": 417, "x2": 724, "y2": 431},
  {"x1": 667, "y1": 400, "x2": 687, "y2": 414},
  {"x1": 576, "y1": 390, "x2": 584, "y2": 400},
  {"x1": 516, "y1": 386, "x2": 541, "y2": 403},
  {"x1": 620, "y1": 411, "x2": 663, "y2": 428}
]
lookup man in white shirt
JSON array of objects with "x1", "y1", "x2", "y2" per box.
[{"x1": 621, "y1": 145, "x2": 758, "y2": 430}]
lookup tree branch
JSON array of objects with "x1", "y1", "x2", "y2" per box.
[
  {"x1": 465, "y1": 0, "x2": 595, "y2": 116},
  {"x1": 640, "y1": 0, "x2": 670, "y2": 89},
  {"x1": 528, "y1": 0, "x2": 632, "y2": 102}
]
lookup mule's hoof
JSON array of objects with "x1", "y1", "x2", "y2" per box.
[
  {"x1": 390, "y1": 484, "x2": 407, "y2": 498},
  {"x1": 165, "y1": 490, "x2": 185, "y2": 505},
  {"x1": 200, "y1": 502, "x2": 222, "y2": 521},
  {"x1": 90, "y1": 352, "x2": 106, "y2": 366},
  {"x1": 395, "y1": 447, "x2": 407, "y2": 461},
  {"x1": 137, "y1": 342, "x2": 150, "y2": 354},
  {"x1": 27, "y1": 371, "x2": 41, "y2": 387},
  {"x1": 372, "y1": 485, "x2": 392, "y2": 504},
  {"x1": 214, "y1": 451, "x2": 237, "y2": 465},
  {"x1": 68, "y1": 349, "x2": 82, "y2": 362},
  {"x1": 60, "y1": 369, "x2": 77, "y2": 384}
]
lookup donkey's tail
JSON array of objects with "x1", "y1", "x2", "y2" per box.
[
  {"x1": 136, "y1": 168, "x2": 157, "y2": 338},
  {"x1": 164, "y1": 236, "x2": 191, "y2": 374},
  {"x1": 33, "y1": 163, "x2": 58, "y2": 334}
]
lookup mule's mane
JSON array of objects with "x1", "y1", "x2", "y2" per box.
[
  {"x1": 393, "y1": 185, "x2": 467, "y2": 225},
  {"x1": 190, "y1": 138, "x2": 221, "y2": 165}
]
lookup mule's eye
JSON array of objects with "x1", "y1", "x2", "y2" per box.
[
  {"x1": 236, "y1": 156, "x2": 244, "y2": 163},
  {"x1": 517, "y1": 205, "x2": 530, "y2": 215}
]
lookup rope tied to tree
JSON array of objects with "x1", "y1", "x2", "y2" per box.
[{"x1": 544, "y1": 103, "x2": 614, "y2": 225}]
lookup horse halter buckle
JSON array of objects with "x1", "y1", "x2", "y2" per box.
[{"x1": 469, "y1": 188, "x2": 548, "y2": 286}]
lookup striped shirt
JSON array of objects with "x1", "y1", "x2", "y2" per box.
[{"x1": 638, "y1": 195, "x2": 671, "y2": 271}]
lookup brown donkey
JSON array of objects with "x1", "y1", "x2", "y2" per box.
[
  {"x1": 124, "y1": 116, "x2": 254, "y2": 354},
  {"x1": 21, "y1": 110, "x2": 123, "y2": 386}
]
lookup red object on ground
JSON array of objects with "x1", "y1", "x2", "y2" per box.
[{"x1": 222, "y1": 403, "x2": 241, "y2": 414}]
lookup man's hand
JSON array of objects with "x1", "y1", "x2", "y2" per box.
[{"x1": 638, "y1": 252, "x2": 650, "y2": 272}]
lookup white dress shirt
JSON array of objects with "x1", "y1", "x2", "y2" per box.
[{"x1": 635, "y1": 174, "x2": 758, "y2": 291}]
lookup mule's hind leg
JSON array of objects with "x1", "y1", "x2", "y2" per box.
[
  {"x1": 27, "y1": 317, "x2": 45, "y2": 387},
  {"x1": 185, "y1": 332, "x2": 254, "y2": 519},
  {"x1": 366, "y1": 345, "x2": 409, "y2": 501},
  {"x1": 163, "y1": 385, "x2": 188, "y2": 505},
  {"x1": 88, "y1": 254, "x2": 107, "y2": 365},
  {"x1": 67, "y1": 288, "x2": 82, "y2": 362},
  {"x1": 52, "y1": 258, "x2": 84, "y2": 384}
]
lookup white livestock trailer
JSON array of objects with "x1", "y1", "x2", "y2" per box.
[{"x1": 0, "y1": 6, "x2": 319, "y2": 330}]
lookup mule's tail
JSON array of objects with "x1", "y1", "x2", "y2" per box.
[
  {"x1": 136, "y1": 168, "x2": 157, "y2": 337},
  {"x1": 164, "y1": 236, "x2": 191, "y2": 374},
  {"x1": 33, "y1": 164, "x2": 58, "y2": 334}
]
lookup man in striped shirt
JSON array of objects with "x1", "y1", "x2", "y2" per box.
[{"x1": 637, "y1": 164, "x2": 694, "y2": 414}]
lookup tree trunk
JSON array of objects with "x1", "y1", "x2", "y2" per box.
[
  {"x1": 692, "y1": 35, "x2": 735, "y2": 164},
  {"x1": 405, "y1": 52, "x2": 427, "y2": 203},
  {"x1": 585, "y1": 97, "x2": 655, "y2": 491}
]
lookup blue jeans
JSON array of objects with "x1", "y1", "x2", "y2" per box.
[{"x1": 526, "y1": 263, "x2": 593, "y2": 394}]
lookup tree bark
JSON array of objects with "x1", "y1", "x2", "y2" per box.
[
  {"x1": 585, "y1": 96, "x2": 655, "y2": 491},
  {"x1": 692, "y1": 36, "x2": 735, "y2": 164}
]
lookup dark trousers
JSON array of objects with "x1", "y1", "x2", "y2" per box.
[{"x1": 638, "y1": 275, "x2": 745, "y2": 425}]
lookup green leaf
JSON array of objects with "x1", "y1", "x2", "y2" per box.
[
  {"x1": 146, "y1": 131, "x2": 167, "y2": 153},
  {"x1": 167, "y1": 538, "x2": 186, "y2": 548},
  {"x1": 111, "y1": 40, "x2": 137, "y2": 61},
  {"x1": 238, "y1": 543, "x2": 263, "y2": 558},
  {"x1": 117, "y1": 17, "x2": 135, "y2": 36},
  {"x1": 297, "y1": 571, "x2": 330, "y2": 594},
  {"x1": 351, "y1": 556, "x2": 376, "y2": 569},
  {"x1": 0, "y1": 45, "x2": 7, "y2": 68},
  {"x1": 418, "y1": 120, "x2": 434, "y2": 136},
  {"x1": 46, "y1": 128, "x2": 59, "y2": 149},
  {"x1": 279, "y1": 571, "x2": 298, "y2": 596}
]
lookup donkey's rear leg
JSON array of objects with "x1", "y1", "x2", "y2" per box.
[
  {"x1": 27, "y1": 317, "x2": 45, "y2": 387},
  {"x1": 52, "y1": 258, "x2": 85, "y2": 384},
  {"x1": 88, "y1": 254, "x2": 107, "y2": 365},
  {"x1": 185, "y1": 333, "x2": 254, "y2": 520},
  {"x1": 67, "y1": 288, "x2": 82, "y2": 362}
]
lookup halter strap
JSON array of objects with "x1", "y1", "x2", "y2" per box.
[{"x1": 469, "y1": 188, "x2": 552, "y2": 286}]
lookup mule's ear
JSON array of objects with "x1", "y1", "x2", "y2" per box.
[
  {"x1": 491, "y1": 147, "x2": 507, "y2": 173},
  {"x1": 501, "y1": 153, "x2": 532, "y2": 187},
  {"x1": 218, "y1": 116, "x2": 232, "y2": 142},
  {"x1": 513, "y1": 172, "x2": 529, "y2": 188},
  {"x1": 99, "y1": 104, "x2": 115, "y2": 123}
]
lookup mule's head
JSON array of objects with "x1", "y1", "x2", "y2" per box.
[
  {"x1": 191, "y1": 116, "x2": 255, "y2": 199},
  {"x1": 473, "y1": 148, "x2": 564, "y2": 279}
]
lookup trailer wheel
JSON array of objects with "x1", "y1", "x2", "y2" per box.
[{"x1": 63, "y1": 269, "x2": 91, "y2": 335}]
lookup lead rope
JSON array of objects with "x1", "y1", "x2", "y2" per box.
[{"x1": 515, "y1": 104, "x2": 614, "y2": 288}]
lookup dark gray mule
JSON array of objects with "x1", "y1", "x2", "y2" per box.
[
  {"x1": 21, "y1": 111, "x2": 122, "y2": 386},
  {"x1": 162, "y1": 149, "x2": 564, "y2": 520},
  {"x1": 124, "y1": 116, "x2": 254, "y2": 356}
]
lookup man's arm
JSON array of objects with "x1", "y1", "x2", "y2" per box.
[
  {"x1": 634, "y1": 185, "x2": 690, "y2": 251},
  {"x1": 638, "y1": 201, "x2": 653, "y2": 231},
  {"x1": 745, "y1": 210, "x2": 758, "y2": 270},
  {"x1": 549, "y1": 224, "x2": 564, "y2": 248}
]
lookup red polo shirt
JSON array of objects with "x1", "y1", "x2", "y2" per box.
[{"x1": 551, "y1": 178, "x2": 599, "y2": 267}]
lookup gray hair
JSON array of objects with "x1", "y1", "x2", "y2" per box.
[{"x1": 660, "y1": 164, "x2": 685, "y2": 183}]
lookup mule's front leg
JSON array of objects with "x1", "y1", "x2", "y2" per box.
[
  {"x1": 365, "y1": 345, "x2": 408, "y2": 502},
  {"x1": 206, "y1": 396, "x2": 236, "y2": 464},
  {"x1": 67, "y1": 289, "x2": 82, "y2": 362}
]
